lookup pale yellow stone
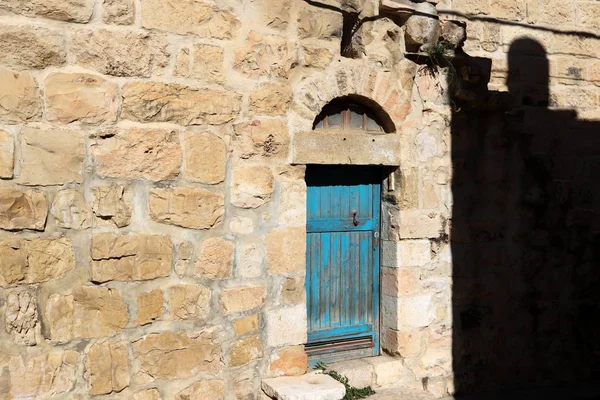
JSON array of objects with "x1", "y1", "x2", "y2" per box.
[
  {"x1": 175, "y1": 380, "x2": 224, "y2": 400},
  {"x1": 93, "y1": 128, "x2": 182, "y2": 181},
  {"x1": 184, "y1": 132, "x2": 227, "y2": 184},
  {"x1": 86, "y1": 341, "x2": 130, "y2": 395},
  {"x1": 0, "y1": 188, "x2": 48, "y2": 231},
  {"x1": 91, "y1": 185, "x2": 132, "y2": 227},
  {"x1": 18, "y1": 126, "x2": 84, "y2": 186},
  {"x1": 238, "y1": 241, "x2": 263, "y2": 278},
  {"x1": 235, "y1": 31, "x2": 296, "y2": 78},
  {"x1": 134, "y1": 388, "x2": 162, "y2": 400},
  {"x1": 577, "y1": 2, "x2": 600, "y2": 30},
  {"x1": 195, "y1": 238, "x2": 234, "y2": 279},
  {"x1": 103, "y1": 0, "x2": 135, "y2": 25},
  {"x1": 45, "y1": 293, "x2": 74, "y2": 342},
  {"x1": 303, "y1": 46, "x2": 334, "y2": 68},
  {"x1": 132, "y1": 331, "x2": 221, "y2": 379},
  {"x1": 149, "y1": 188, "x2": 224, "y2": 229},
  {"x1": 0, "y1": 26, "x2": 66, "y2": 69},
  {"x1": 7, "y1": 351, "x2": 78, "y2": 398},
  {"x1": 91, "y1": 233, "x2": 173, "y2": 283},
  {"x1": 233, "y1": 119, "x2": 289, "y2": 160},
  {"x1": 174, "y1": 47, "x2": 191, "y2": 77},
  {"x1": 265, "y1": 227, "x2": 305, "y2": 274},
  {"x1": 141, "y1": 0, "x2": 240, "y2": 38},
  {"x1": 249, "y1": 82, "x2": 293, "y2": 116},
  {"x1": 71, "y1": 287, "x2": 128, "y2": 339},
  {"x1": 249, "y1": 0, "x2": 290, "y2": 30},
  {"x1": 191, "y1": 44, "x2": 225, "y2": 83},
  {"x1": 0, "y1": 70, "x2": 41, "y2": 123},
  {"x1": 44, "y1": 72, "x2": 119, "y2": 124},
  {"x1": 0, "y1": 238, "x2": 74, "y2": 287},
  {"x1": 0, "y1": 0, "x2": 93, "y2": 22},
  {"x1": 220, "y1": 286, "x2": 266, "y2": 314},
  {"x1": 51, "y1": 189, "x2": 92, "y2": 230},
  {"x1": 169, "y1": 284, "x2": 210, "y2": 320},
  {"x1": 5, "y1": 288, "x2": 40, "y2": 346},
  {"x1": 231, "y1": 166, "x2": 274, "y2": 208},
  {"x1": 229, "y1": 216, "x2": 254, "y2": 235},
  {"x1": 490, "y1": 0, "x2": 526, "y2": 21},
  {"x1": 230, "y1": 335, "x2": 262, "y2": 367},
  {"x1": 297, "y1": 8, "x2": 342, "y2": 39},
  {"x1": 0, "y1": 129, "x2": 14, "y2": 178},
  {"x1": 399, "y1": 210, "x2": 443, "y2": 239},
  {"x1": 280, "y1": 277, "x2": 306, "y2": 306},
  {"x1": 136, "y1": 289, "x2": 163, "y2": 325},
  {"x1": 123, "y1": 81, "x2": 242, "y2": 125},
  {"x1": 269, "y1": 346, "x2": 308, "y2": 376},
  {"x1": 233, "y1": 314, "x2": 259, "y2": 336},
  {"x1": 71, "y1": 29, "x2": 168, "y2": 77},
  {"x1": 383, "y1": 329, "x2": 423, "y2": 357}
]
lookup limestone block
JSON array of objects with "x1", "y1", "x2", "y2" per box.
[
  {"x1": 269, "y1": 346, "x2": 308, "y2": 376},
  {"x1": 7, "y1": 351, "x2": 79, "y2": 398},
  {"x1": 402, "y1": 295, "x2": 436, "y2": 328},
  {"x1": 0, "y1": 0, "x2": 93, "y2": 22},
  {"x1": 297, "y1": 8, "x2": 343, "y2": 39},
  {"x1": 169, "y1": 284, "x2": 210, "y2": 320},
  {"x1": 174, "y1": 48, "x2": 191, "y2": 77},
  {"x1": 184, "y1": 132, "x2": 227, "y2": 184},
  {"x1": 0, "y1": 70, "x2": 41, "y2": 123},
  {"x1": 229, "y1": 216, "x2": 254, "y2": 234},
  {"x1": 399, "y1": 210, "x2": 443, "y2": 239},
  {"x1": 134, "y1": 388, "x2": 162, "y2": 400},
  {"x1": 238, "y1": 241, "x2": 263, "y2": 278},
  {"x1": 86, "y1": 341, "x2": 130, "y2": 395},
  {"x1": 44, "y1": 293, "x2": 74, "y2": 342},
  {"x1": 233, "y1": 314, "x2": 259, "y2": 335},
  {"x1": 91, "y1": 185, "x2": 132, "y2": 227},
  {"x1": 265, "y1": 305, "x2": 307, "y2": 347},
  {"x1": 398, "y1": 240, "x2": 431, "y2": 267},
  {"x1": 440, "y1": 20, "x2": 466, "y2": 49},
  {"x1": 132, "y1": 331, "x2": 221, "y2": 379},
  {"x1": 93, "y1": 128, "x2": 181, "y2": 181},
  {"x1": 451, "y1": 0, "x2": 489, "y2": 14},
  {"x1": 231, "y1": 165, "x2": 274, "y2": 208},
  {"x1": 141, "y1": 0, "x2": 240, "y2": 38},
  {"x1": 420, "y1": 346, "x2": 451, "y2": 373},
  {"x1": 18, "y1": 126, "x2": 84, "y2": 186},
  {"x1": 249, "y1": 0, "x2": 290, "y2": 30},
  {"x1": 195, "y1": 237, "x2": 234, "y2": 279},
  {"x1": 220, "y1": 286, "x2": 266, "y2": 314},
  {"x1": 281, "y1": 277, "x2": 306, "y2": 306},
  {"x1": 382, "y1": 328, "x2": 424, "y2": 357},
  {"x1": 122, "y1": 81, "x2": 242, "y2": 125},
  {"x1": 279, "y1": 181, "x2": 307, "y2": 227},
  {"x1": 233, "y1": 119, "x2": 289, "y2": 160},
  {"x1": 71, "y1": 29, "x2": 168, "y2": 77},
  {"x1": 72, "y1": 287, "x2": 128, "y2": 338},
  {"x1": 262, "y1": 371, "x2": 345, "y2": 400},
  {"x1": 249, "y1": 82, "x2": 293, "y2": 116},
  {"x1": 44, "y1": 72, "x2": 119, "y2": 124},
  {"x1": 51, "y1": 189, "x2": 92, "y2": 230},
  {"x1": 303, "y1": 46, "x2": 334, "y2": 69},
  {"x1": 190, "y1": 44, "x2": 225, "y2": 83},
  {"x1": 103, "y1": 0, "x2": 135, "y2": 25},
  {"x1": 175, "y1": 380, "x2": 224, "y2": 400},
  {"x1": 265, "y1": 227, "x2": 305, "y2": 274},
  {"x1": 328, "y1": 359, "x2": 373, "y2": 388},
  {"x1": 6, "y1": 288, "x2": 40, "y2": 346},
  {"x1": 0, "y1": 26, "x2": 66, "y2": 69},
  {"x1": 363, "y1": 354, "x2": 405, "y2": 386},
  {"x1": 91, "y1": 233, "x2": 173, "y2": 282},
  {"x1": 0, "y1": 238, "x2": 74, "y2": 287},
  {"x1": 404, "y1": 3, "x2": 440, "y2": 51},
  {"x1": 149, "y1": 187, "x2": 224, "y2": 229},
  {"x1": 576, "y1": 2, "x2": 600, "y2": 30},
  {"x1": 235, "y1": 31, "x2": 296, "y2": 78},
  {"x1": 230, "y1": 335, "x2": 263, "y2": 367},
  {"x1": 490, "y1": 0, "x2": 525, "y2": 21},
  {"x1": 136, "y1": 289, "x2": 163, "y2": 325},
  {"x1": 382, "y1": 267, "x2": 419, "y2": 297},
  {"x1": 0, "y1": 188, "x2": 48, "y2": 231},
  {"x1": 0, "y1": 129, "x2": 14, "y2": 178}
]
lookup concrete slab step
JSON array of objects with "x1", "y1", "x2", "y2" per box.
[{"x1": 262, "y1": 371, "x2": 346, "y2": 400}]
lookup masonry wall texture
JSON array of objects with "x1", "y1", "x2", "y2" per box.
[{"x1": 0, "y1": 0, "x2": 597, "y2": 399}]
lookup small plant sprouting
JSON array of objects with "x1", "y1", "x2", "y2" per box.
[{"x1": 315, "y1": 361, "x2": 376, "y2": 400}]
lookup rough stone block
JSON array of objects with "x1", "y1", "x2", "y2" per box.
[
  {"x1": 184, "y1": 131, "x2": 227, "y2": 184},
  {"x1": 231, "y1": 165, "x2": 274, "y2": 208},
  {"x1": 91, "y1": 233, "x2": 173, "y2": 282},
  {"x1": 6, "y1": 288, "x2": 40, "y2": 346},
  {"x1": 233, "y1": 119, "x2": 289, "y2": 160},
  {"x1": 0, "y1": 69, "x2": 41, "y2": 123},
  {"x1": 303, "y1": 46, "x2": 334, "y2": 69},
  {"x1": 0, "y1": 129, "x2": 14, "y2": 178},
  {"x1": 577, "y1": 2, "x2": 600, "y2": 30},
  {"x1": 233, "y1": 314, "x2": 259, "y2": 336},
  {"x1": 71, "y1": 286, "x2": 128, "y2": 339},
  {"x1": 297, "y1": 8, "x2": 342, "y2": 39},
  {"x1": 123, "y1": 81, "x2": 242, "y2": 125},
  {"x1": 86, "y1": 341, "x2": 130, "y2": 395},
  {"x1": 262, "y1": 371, "x2": 345, "y2": 400},
  {"x1": 266, "y1": 227, "x2": 305, "y2": 274},
  {"x1": 134, "y1": 388, "x2": 162, "y2": 400},
  {"x1": 265, "y1": 305, "x2": 307, "y2": 347},
  {"x1": 269, "y1": 346, "x2": 308, "y2": 377},
  {"x1": 149, "y1": 187, "x2": 224, "y2": 229},
  {"x1": 235, "y1": 31, "x2": 296, "y2": 78},
  {"x1": 0, "y1": 0, "x2": 93, "y2": 22},
  {"x1": 91, "y1": 185, "x2": 132, "y2": 227},
  {"x1": 136, "y1": 289, "x2": 163, "y2": 326},
  {"x1": 0, "y1": 188, "x2": 48, "y2": 231},
  {"x1": 190, "y1": 44, "x2": 225, "y2": 83},
  {"x1": 399, "y1": 210, "x2": 443, "y2": 239},
  {"x1": 281, "y1": 276, "x2": 306, "y2": 306},
  {"x1": 238, "y1": 241, "x2": 264, "y2": 278},
  {"x1": 382, "y1": 267, "x2": 419, "y2": 297},
  {"x1": 141, "y1": 0, "x2": 240, "y2": 38},
  {"x1": 249, "y1": 0, "x2": 290, "y2": 30},
  {"x1": 195, "y1": 237, "x2": 234, "y2": 279},
  {"x1": 382, "y1": 328, "x2": 424, "y2": 357},
  {"x1": 168, "y1": 284, "x2": 210, "y2": 320},
  {"x1": 249, "y1": 82, "x2": 293, "y2": 116},
  {"x1": 0, "y1": 25, "x2": 66, "y2": 69},
  {"x1": 363, "y1": 354, "x2": 405, "y2": 386},
  {"x1": 0, "y1": 238, "x2": 74, "y2": 287},
  {"x1": 103, "y1": 0, "x2": 135, "y2": 25},
  {"x1": 132, "y1": 331, "x2": 221, "y2": 379},
  {"x1": 328, "y1": 359, "x2": 374, "y2": 388},
  {"x1": 230, "y1": 335, "x2": 263, "y2": 367},
  {"x1": 18, "y1": 126, "x2": 84, "y2": 186},
  {"x1": 51, "y1": 189, "x2": 92, "y2": 230},
  {"x1": 398, "y1": 240, "x2": 431, "y2": 267},
  {"x1": 175, "y1": 380, "x2": 224, "y2": 400},
  {"x1": 220, "y1": 286, "x2": 266, "y2": 314},
  {"x1": 401, "y1": 295, "x2": 436, "y2": 328}
]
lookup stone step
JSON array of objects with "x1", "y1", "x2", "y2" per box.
[
  {"x1": 262, "y1": 371, "x2": 346, "y2": 400},
  {"x1": 325, "y1": 354, "x2": 405, "y2": 388}
]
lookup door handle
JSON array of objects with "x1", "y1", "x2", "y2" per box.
[{"x1": 352, "y1": 210, "x2": 359, "y2": 226}]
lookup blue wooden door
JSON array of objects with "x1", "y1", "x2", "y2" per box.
[{"x1": 305, "y1": 166, "x2": 381, "y2": 361}]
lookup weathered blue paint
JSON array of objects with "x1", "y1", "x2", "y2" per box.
[{"x1": 305, "y1": 165, "x2": 381, "y2": 360}]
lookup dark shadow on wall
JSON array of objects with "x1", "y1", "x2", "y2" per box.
[{"x1": 450, "y1": 38, "x2": 600, "y2": 398}]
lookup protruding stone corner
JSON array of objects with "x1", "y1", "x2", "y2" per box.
[{"x1": 261, "y1": 371, "x2": 346, "y2": 400}]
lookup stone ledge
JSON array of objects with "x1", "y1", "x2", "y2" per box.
[{"x1": 262, "y1": 371, "x2": 346, "y2": 400}]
